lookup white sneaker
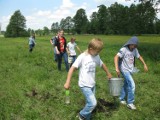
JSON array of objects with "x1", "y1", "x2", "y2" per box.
[
  {"x1": 120, "y1": 100, "x2": 127, "y2": 105},
  {"x1": 76, "y1": 113, "x2": 85, "y2": 120},
  {"x1": 127, "y1": 104, "x2": 136, "y2": 110}
]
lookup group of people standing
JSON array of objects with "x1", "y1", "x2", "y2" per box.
[
  {"x1": 50, "y1": 29, "x2": 81, "y2": 72},
  {"x1": 29, "y1": 31, "x2": 148, "y2": 120}
]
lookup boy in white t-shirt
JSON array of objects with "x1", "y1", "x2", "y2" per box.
[
  {"x1": 67, "y1": 37, "x2": 81, "y2": 67},
  {"x1": 114, "y1": 36, "x2": 148, "y2": 110},
  {"x1": 64, "y1": 38, "x2": 112, "y2": 120}
]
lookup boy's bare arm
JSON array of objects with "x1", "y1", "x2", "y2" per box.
[
  {"x1": 102, "y1": 64, "x2": 112, "y2": 79},
  {"x1": 50, "y1": 39, "x2": 53, "y2": 45},
  {"x1": 139, "y1": 56, "x2": 148, "y2": 72},
  {"x1": 64, "y1": 66, "x2": 76, "y2": 89},
  {"x1": 114, "y1": 55, "x2": 120, "y2": 76},
  {"x1": 76, "y1": 46, "x2": 82, "y2": 53},
  {"x1": 55, "y1": 46, "x2": 60, "y2": 54}
]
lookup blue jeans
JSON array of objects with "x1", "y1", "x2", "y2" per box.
[
  {"x1": 57, "y1": 52, "x2": 69, "y2": 71},
  {"x1": 120, "y1": 71, "x2": 135, "y2": 104},
  {"x1": 80, "y1": 86, "x2": 97, "y2": 120},
  {"x1": 29, "y1": 44, "x2": 35, "y2": 52},
  {"x1": 69, "y1": 56, "x2": 76, "y2": 68}
]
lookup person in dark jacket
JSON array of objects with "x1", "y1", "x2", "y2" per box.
[
  {"x1": 50, "y1": 32, "x2": 59, "y2": 62},
  {"x1": 55, "y1": 29, "x2": 69, "y2": 71}
]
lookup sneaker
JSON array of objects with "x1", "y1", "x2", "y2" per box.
[
  {"x1": 76, "y1": 113, "x2": 85, "y2": 120},
  {"x1": 120, "y1": 100, "x2": 127, "y2": 105},
  {"x1": 127, "y1": 104, "x2": 136, "y2": 110}
]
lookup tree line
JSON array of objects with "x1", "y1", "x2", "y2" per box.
[{"x1": 4, "y1": 0, "x2": 160, "y2": 37}]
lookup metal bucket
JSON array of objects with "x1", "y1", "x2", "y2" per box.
[{"x1": 109, "y1": 78, "x2": 123, "y2": 97}]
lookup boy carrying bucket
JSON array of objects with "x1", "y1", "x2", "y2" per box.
[
  {"x1": 114, "y1": 36, "x2": 148, "y2": 110},
  {"x1": 64, "y1": 38, "x2": 112, "y2": 120}
]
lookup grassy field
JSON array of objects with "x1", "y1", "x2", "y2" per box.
[{"x1": 0, "y1": 35, "x2": 160, "y2": 120}]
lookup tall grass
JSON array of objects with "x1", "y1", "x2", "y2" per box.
[{"x1": 0, "y1": 35, "x2": 160, "y2": 120}]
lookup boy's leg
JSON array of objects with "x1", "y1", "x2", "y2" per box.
[
  {"x1": 69, "y1": 56, "x2": 75, "y2": 68},
  {"x1": 29, "y1": 45, "x2": 33, "y2": 52},
  {"x1": 63, "y1": 52, "x2": 69, "y2": 72},
  {"x1": 72, "y1": 56, "x2": 76, "y2": 64},
  {"x1": 80, "y1": 87, "x2": 97, "y2": 120},
  {"x1": 119, "y1": 74, "x2": 127, "y2": 101},
  {"x1": 57, "y1": 53, "x2": 62, "y2": 71},
  {"x1": 122, "y1": 72, "x2": 135, "y2": 104}
]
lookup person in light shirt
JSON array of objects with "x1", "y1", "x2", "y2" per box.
[
  {"x1": 67, "y1": 37, "x2": 81, "y2": 67},
  {"x1": 64, "y1": 38, "x2": 112, "y2": 120},
  {"x1": 28, "y1": 33, "x2": 36, "y2": 52},
  {"x1": 114, "y1": 36, "x2": 148, "y2": 110}
]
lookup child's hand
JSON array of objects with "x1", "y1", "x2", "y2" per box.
[
  {"x1": 107, "y1": 72, "x2": 112, "y2": 80},
  {"x1": 57, "y1": 51, "x2": 60, "y2": 54},
  {"x1": 116, "y1": 69, "x2": 120, "y2": 77},
  {"x1": 64, "y1": 82, "x2": 70, "y2": 89},
  {"x1": 144, "y1": 64, "x2": 148, "y2": 72},
  {"x1": 68, "y1": 52, "x2": 70, "y2": 56}
]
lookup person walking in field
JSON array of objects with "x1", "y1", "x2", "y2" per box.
[
  {"x1": 50, "y1": 32, "x2": 59, "y2": 62},
  {"x1": 67, "y1": 37, "x2": 82, "y2": 67},
  {"x1": 29, "y1": 33, "x2": 36, "y2": 52},
  {"x1": 114, "y1": 36, "x2": 148, "y2": 110},
  {"x1": 55, "y1": 29, "x2": 69, "y2": 71},
  {"x1": 64, "y1": 38, "x2": 112, "y2": 120}
]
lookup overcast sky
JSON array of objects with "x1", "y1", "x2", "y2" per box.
[{"x1": 0, "y1": 0, "x2": 159, "y2": 31}]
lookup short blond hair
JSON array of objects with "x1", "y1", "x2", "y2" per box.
[{"x1": 88, "y1": 38, "x2": 104, "y2": 51}]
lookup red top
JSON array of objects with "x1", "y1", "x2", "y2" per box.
[{"x1": 59, "y1": 37, "x2": 65, "y2": 52}]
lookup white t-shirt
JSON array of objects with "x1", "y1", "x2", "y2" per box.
[
  {"x1": 117, "y1": 47, "x2": 140, "y2": 72},
  {"x1": 67, "y1": 42, "x2": 77, "y2": 56},
  {"x1": 72, "y1": 52, "x2": 103, "y2": 87}
]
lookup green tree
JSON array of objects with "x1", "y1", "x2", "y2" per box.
[
  {"x1": 5, "y1": 10, "x2": 28, "y2": 37},
  {"x1": 59, "y1": 18, "x2": 66, "y2": 30},
  {"x1": 90, "y1": 12, "x2": 98, "y2": 34},
  {"x1": 51, "y1": 22, "x2": 59, "y2": 33},
  {"x1": 73, "y1": 8, "x2": 89, "y2": 34},
  {"x1": 127, "y1": 4, "x2": 137, "y2": 34},
  {"x1": 43, "y1": 26, "x2": 50, "y2": 35},
  {"x1": 108, "y1": 3, "x2": 128, "y2": 34},
  {"x1": 135, "y1": 1, "x2": 156, "y2": 34},
  {"x1": 59, "y1": 17, "x2": 74, "y2": 34},
  {"x1": 155, "y1": 18, "x2": 160, "y2": 34},
  {"x1": 97, "y1": 5, "x2": 108, "y2": 34},
  {"x1": 35, "y1": 29, "x2": 43, "y2": 36},
  {"x1": 27, "y1": 28, "x2": 35, "y2": 36},
  {"x1": 65, "y1": 16, "x2": 74, "y2": 34}
]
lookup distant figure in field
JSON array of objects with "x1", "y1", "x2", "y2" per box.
[
  {"x1": 114, "y1": 36, "x2": 148, "y2": 110},
  {"x1": 55, "y1": 29, "x2": 69, "y2": 71},
  {"x1": 50, "y1": 32, "x2": 59, "y2": 62},
  {"x1": 29, "y1": 34, "x2": 36, "y2": 52},
  {"x1": 64, "y1": 38, "x2": 112, "y2": 120},
  {"x1": 67, "y1": 37, "x2": 82, "y2": 67}
]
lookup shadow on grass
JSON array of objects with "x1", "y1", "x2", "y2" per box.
[{"x1": 93, "y1": 98, "x2": 119, "y2": 117}]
